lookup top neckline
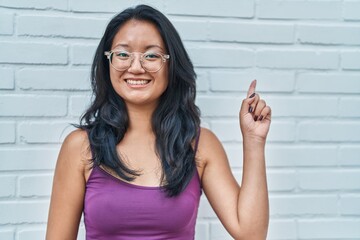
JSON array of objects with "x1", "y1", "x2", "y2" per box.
[
  {"x1": 86, "y1": 128, "x2": 202, "y2": 190},
  {"x1": 93, "y1": 165, "x2": 200, "y2": 190},
  {"x1": 95, "y1": 165, "x2": 163, "y2": 190}
]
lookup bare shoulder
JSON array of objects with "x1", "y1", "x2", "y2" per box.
[
  {"x1": 197, "y1": 127, "x2": 227, "y2": 166},
  {"x1": 58, "y1": 129, "x2": 91, "y2": 173},
  {"x1": 199, "y1": 127, "x2": 222, "y2": 147}
]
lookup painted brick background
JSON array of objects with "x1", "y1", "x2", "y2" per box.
[{"x1": 0, "y1": 0, "x2": 359, "y2": 239}]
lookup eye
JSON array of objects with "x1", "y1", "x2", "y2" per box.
[
  {"x1": 115, "y1": 51, "x2": 130, "y2": 59},
  {"x1": 143, "y1": 53, "x2": 160, "y2": 60}
]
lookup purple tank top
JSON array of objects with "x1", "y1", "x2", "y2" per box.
[{"x1": 83, "y1": 145, "x2": 203, "y2": 240}]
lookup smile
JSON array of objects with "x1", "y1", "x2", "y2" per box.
[{"x1": 125, "y1": 79, "x2": 151, "y2": 85}]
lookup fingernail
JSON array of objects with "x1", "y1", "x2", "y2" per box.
[
  {"x1": 248, "y1": 106, "x2": 253, "y2": 113},
  {"x1": 258, "y1": 115, "x2": 263, "y2": 121},
  {"x1": 254, "y1": 115, "x2": 258, "y2": 121},
  {"x1": 249, "y1": 92, "x2": 255, "y2": 98}
]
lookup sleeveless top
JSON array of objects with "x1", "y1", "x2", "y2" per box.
[{"x1": 83, "y1": 133, "x2": 202, "y2": 240}]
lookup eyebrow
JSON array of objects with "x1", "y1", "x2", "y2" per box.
[{"x1": 113, "y1": 43, "x2": 164, "y2": 51}]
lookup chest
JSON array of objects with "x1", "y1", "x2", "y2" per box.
[{"x1": 84, "y1": 166, "x2": 202, "y2": 237}]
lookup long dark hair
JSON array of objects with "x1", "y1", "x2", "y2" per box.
[{"x1": 72, "y1": 4, "x2": 200, "y2": 197}]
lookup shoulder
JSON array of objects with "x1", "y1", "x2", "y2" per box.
[
  {"x1": 198, "y1": 127, "x2": 221, "y2": 146},
  {"x1": 63, "y1": 128, "x2": 89, "y2": 149},
  {"x1": 197, "y1": 127, "x2": 227, "y2": 165},
  {"x1": 58, "y1": 129, "x2": 92, "y2": 173},
  {"x1": 62, "y1": 129, "x2": 90, "y2": 156}
]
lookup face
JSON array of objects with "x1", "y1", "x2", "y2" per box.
[{"x1": 108, "y1": 19, "x2": 169, "y2": 107}]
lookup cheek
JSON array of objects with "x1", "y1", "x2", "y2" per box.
[{"x1": 109, "y1": 68, "x2": 125, "y2": 85}]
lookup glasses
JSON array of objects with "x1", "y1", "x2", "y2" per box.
[{"x1": 104, "y1": 50, "x2": 170, "y2": 73}]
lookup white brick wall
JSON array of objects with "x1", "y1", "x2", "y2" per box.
[{"x1": 0, "y1": 0, "x2": 359, "y2": 239}]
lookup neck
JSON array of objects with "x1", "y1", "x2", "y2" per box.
[{"x1": 126, "y1": 102, "x2": 157, "y2": 134}]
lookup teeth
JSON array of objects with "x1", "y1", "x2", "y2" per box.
[{"x1": 126, "y1": 79, "x2": 149, "y2": 85}]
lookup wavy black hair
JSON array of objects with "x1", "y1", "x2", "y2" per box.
[{"x1": 72, "y1": 4, "x2": 200, "y2": 197}]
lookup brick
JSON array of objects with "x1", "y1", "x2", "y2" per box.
[
  {"x1": 339, "y1": 97, "x2": 360, "y2": 117},
  {"x1": 0, "y1": 122, "x2": 15, "y2": 143},
  {"x1": 0, "y1": 229, "x2": 14, "y2": 240},
  {"x1": 210, "y1": 221, "x2": 232, "y2": 240},
  {"x1": 77, "y1": 226, "x2": 85, "y2": 240},
  {"x1": 299, "y1": 121, "x2": 360, "y2": 142},
  {"x1": 72, "y1": 44, "x2": 97, "y2": 65},
  {"x1": 0, "y1": 0, "x2": 67, "y2": 10},
  {"x1": 0, "y1": 68, "x2": 14, "y2": 89},
  {"x1": 188, "y1": 47, "x2": 254, "y2": 68},
  {"x1": 171, "y1": 19, "x2": 208, "y2": 41},
  {"x1": 266, "y1": 97, "x2": 337, "y2": 117},
  {"x1": 340, "y1": 195, "x2": 360, "y2": 215},
  {"x1": 0, "y1": 149, "x2": 58, "y2": 171},
  {"x1": 339, "y1": 146, "x2": 360, "y2": 166},
  {"x1": 267, "y1": 170, "x2": 297, "y2": 192},
  {"x1": 270, "y1": 195, "x2": 338, "y2": 216},
  {"x1": 198, "y1": 198, "x2": 217, "y2": 218},
  {"x1": 267, "y1": 219, "x2": 297, "y2": 240},
  {"x1": 211, "y1": 120, "x2": 296, "y2": 142},
  {"x1": 18, "y1": 122, "x2": 76, "y2": 143},
  {"x1": 70, "y1": 0, "x2": 164, "y2": 13},
  {"x1": 232, "y1": 171, "x2": 243, "y2": 184},
  {"x1": 342, "y1": 51, "x2": 360, "y2": 70},
  {"x1": 18, "y1": 228, "x2": 46, "y2": 240},
  {"x1": 0, "y1": 176, "x2": 16, "y2": 197},
  {"x1": 210, "y1": 121, "x2": 242, "y2": 142},
  {"x1": 209, "y1": 22, "x2": 294, "y2": 44},
  {"x1": 298, "y1": 24, "x2": 360, "y2": 45},
  {"x1": 257, "y1": 1, "x2": 341, "y2": 20},
  {"x1": 200, "y1": 121, "x2": 210, "y2": 130},
  {"x1": 266, "y1": 146, "x2": 338, "y2": 167},
  {"x1": 0, "y1": 201, "x2": 49, "y2": 224},
  {"x1": 70, "y1": 95, "x2": 92, "y2": 116},
  {"x1": 19, "y1": 174, "x2": 53, "y2": 197},
  {"x1": 18, "y1": 15, "x2": 107, "y2": 39},
  {"x1": 0, "y1": 42, "x2": 67, "y2": 64},
  {"x1": 343, "y1": 1, "x2": 360, "y2": 21},
  {"x1": 17, "y1": 69, "x2": 91, "y2": 91},
  {"x1": 195, "y1": 70, "x2": 208, "y2": 92},
  {"x1": 298, "y1": 219, "x2": 360, "y2": 238},
  {"x1": 297, "y1": 73, "x2": 360, "y2": 93},
  {"x1": 210, "y1": 70, "x2": 295, "y2": 93},
  {"x1": 0, "y1": 95, "x2": 67, "y2": 117},
  {"x1": 223, "y1": 145, "x2": 243, "y2": 168},
  {"x1": 257, "y1": 50, "x2": 339, "y2": 69},
  {"x1": 199, "y1": 96, "x2": 336, "y2": 118},
  {"x1": 299, "y1": 170, "x2": 360, "y2": 190},
  {"x1": 267, "y1": 121, "x2": 297, "y2": 143},
  {"x1": 195, "y1": 222, "x2": 209, "y2": 240},
  {"x1": 196, "y1": 96, "x2": 241, "y2": 117},
  {"x1": 0, "y1": 12, "x2": 13, "y2": 35},
  {"x1": 167, "y1": 0, "x2": 254, "y2": 18}
]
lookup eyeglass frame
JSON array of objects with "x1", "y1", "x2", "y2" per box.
[{"x1": 104, "y1": 50, "x2": 170, "y2": 73}]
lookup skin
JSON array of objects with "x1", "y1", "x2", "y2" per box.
[{"x1": 46, "y1": 19, "x2": 271, "y2": 240}]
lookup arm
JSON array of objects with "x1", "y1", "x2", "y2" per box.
[
  {"x1": 46, "y1": 129, "x2": 90, "y2": 239},
  {"x1": 200, "y1": 80, "x2": 271, "y2": 240}
]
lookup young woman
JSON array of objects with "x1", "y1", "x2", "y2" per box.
[{"x1": 46, "y1": 4, "x2": 271, "y2": 240}]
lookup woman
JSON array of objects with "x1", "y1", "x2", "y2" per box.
[{"x1": 46, "y1": 4, "x2": 271, "y2": 240}]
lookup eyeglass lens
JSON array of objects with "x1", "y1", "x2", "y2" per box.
[{"x1": 110, "y1": 51, "x2": 165, "y2": 72}]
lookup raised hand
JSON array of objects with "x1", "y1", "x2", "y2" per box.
[{"x1": 239, "y1": 79, "x2": 272, "y2": 143}]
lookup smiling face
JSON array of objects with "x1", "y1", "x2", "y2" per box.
[{"x1": 108, "y1": 19, "x2": 169, "y2": 108}]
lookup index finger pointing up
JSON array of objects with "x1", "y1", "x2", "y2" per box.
[{"x1": 247, "y1": 79, "x2": 257, "y2": 97}]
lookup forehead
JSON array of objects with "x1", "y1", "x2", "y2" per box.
[{"x1": 111, "y1": 19, "x2": 165, "y2": 50}]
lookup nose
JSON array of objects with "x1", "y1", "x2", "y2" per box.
[{"x1": 127, "y1": 53, "x2": 146, "y2": 74}]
